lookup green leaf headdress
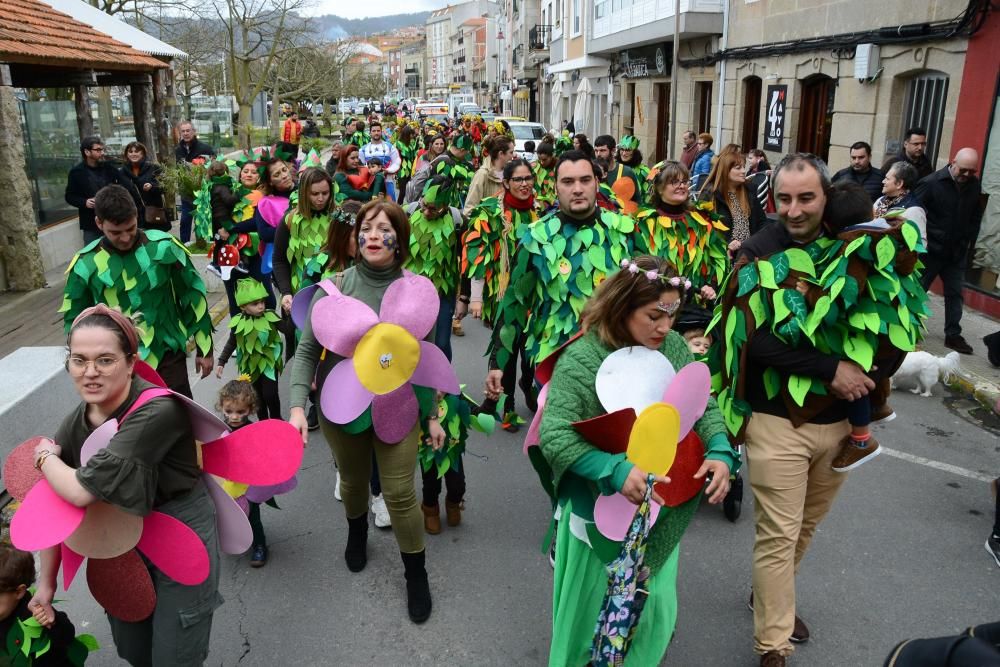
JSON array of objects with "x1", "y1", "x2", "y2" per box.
[
  {"x1": 555, "y1": 130, "x2": 574, "y2": 156},
  {"x1": 235, "y1": 278, "x2": 268, "y2": 307},
  {"x1": 298, "y1": 148, "x2": 322, "y2": 173},
  {"x1": 619, "y1": 135, "x2": 640, "y2": 150},
  {"x1": 421, "y1": 175, "x2": 454, "y2": 207},
  {"x1": 451, "y1": 132, "x2": 474, "y2": 151}
]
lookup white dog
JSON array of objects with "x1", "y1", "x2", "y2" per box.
[{"x1": 890, "y1": 351, "x2": 960, "y2": 397}]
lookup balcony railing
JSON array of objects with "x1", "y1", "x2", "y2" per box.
[{"x1": 529, "y1": 24, "x2": 551, "y2": 51}]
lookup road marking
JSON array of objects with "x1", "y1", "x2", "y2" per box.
[{"x1": 881, "y1": 447, "x2": 994, "y2": 483}]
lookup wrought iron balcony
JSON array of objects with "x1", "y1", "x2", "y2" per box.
[{"x1": 529, "y1": 24, "x2": 551, "y2": 51}]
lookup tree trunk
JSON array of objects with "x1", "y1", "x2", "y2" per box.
[
  {"x1": 270, "y1": 88, "x2": 281, "y2": 139},
  {"x1": 74, "y1": 85, "x2": 94, "y2": 139},
  {"x1": 131, "y1": 79, "x2": 154, "y2": 155},
  {"x1": 152, "y1": 68, "x2": 169, "y2": 164},
  {"x1": 96, "y1": 87, "x2": 113, "y2": 139},
  {"x1": 0, "y1": 78, "x2": 46, "y2": 291},
  {"x1": 239, "y1": 103, "x2": 252, "y2": 151}
]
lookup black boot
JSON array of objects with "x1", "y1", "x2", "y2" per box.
[
  {"x1": 345, "y1": 514, "x2": 368, "y2": 572},
  {"x1": 400, "y1": 550, "x2": 432, "y2": 623},
  {"x1": 723, "y1": 473, "x2": 743, "y2": 523}
]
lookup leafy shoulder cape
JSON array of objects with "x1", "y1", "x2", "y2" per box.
[
  {"x1": 406, "y1": 207, "x2": 462, "y2": 296},
  {"x1": 634, "y1": 201, "x2": 730, "y2": 291},
  {"x1": 707, "y1": 215, "x2": 929, "y2": 442},
  {"x1": 531, "y1": 162, "x2": 556, "y2": 207},
  {"x1": 461, "y1": 196, "x2": 539, "y2": 322},
  {"x1": 286, "y1": 190, "x2": 331, "y2": 293},
  {"x1": 491, "y1": 209, "x2": 635, "y2": 368},
  {"x1": 61, "y1": 231, "x2": 214, "y2": 368}
]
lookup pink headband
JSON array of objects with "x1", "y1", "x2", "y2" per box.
[{"x1": 71, "y1": 304, "x2": 139, "y2": 355}]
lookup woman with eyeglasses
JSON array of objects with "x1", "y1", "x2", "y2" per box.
[{"x1": 461, "y1": 158, "x2": 541, "y2": 428}]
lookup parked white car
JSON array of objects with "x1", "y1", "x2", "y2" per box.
[{"x1": 508, "y1": 121, "x2": 548, "y2": 155}]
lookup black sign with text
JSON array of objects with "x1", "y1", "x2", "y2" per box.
[
  {"x1": 764, "y1": 84, "x2": 787, "y2": 151},
  {"x1": 620, "y1": 44, "x2": 671, "y2": 79}
]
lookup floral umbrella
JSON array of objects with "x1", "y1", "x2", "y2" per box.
[{"x1": 297, "y1": 272, "x2": 461, "y2": 443}]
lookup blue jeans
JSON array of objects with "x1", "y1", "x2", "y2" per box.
[
  {"x1": 434, "y1": 293, "x2": 456, "y2": 361},
  {"x1": 179, "y1": 199, "x2": 194, "y2": 243}
]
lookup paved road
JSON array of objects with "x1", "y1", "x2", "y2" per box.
[{"x1": 13, "y1": 317, "x2": 1000, "y2": 666}]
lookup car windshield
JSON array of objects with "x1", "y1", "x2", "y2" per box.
[{"x1": 511, "y1": 125, "x2": 545, "y2": 140}]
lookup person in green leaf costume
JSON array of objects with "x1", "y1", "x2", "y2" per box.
[
  {"x1": 394, "y1": 123, "x2": 419, "y2": 204},
  {"x1": 404, "y1": 175, "x2": 465, "y2": 360},
  {"x1": 706, "y1": 154, "x2": 923, "y2": 663},
  {"x1": 538, "y1": 255, "x2": 736, "y2": 666},
  {"x1": 617, "y1": 134, "x2": 651, "y2": 202},
  {"x1": 0, "y1": 544, "x2": 97, "y2": 666},
  {"x1": 532, "y1": 141, "x2": 557, "y2": 209},
  {"x1": 428, "y1": 132, "x2": 475, "y2": 210},
  {"x1": 61, "y1": 185, "x2": 214, "y2": 399},
  {"x1": 462, "y1": 159, "x2": 541, "y2": 425},
  {"x1": 636, "y1": 161, "x2": 731, "y2": 306},
  {"x1": 484, "y1": 150, "x2": 636, "y2": 422},
  {"x1": 215, "y1": 279, "x2": 284, "y2": 420}
]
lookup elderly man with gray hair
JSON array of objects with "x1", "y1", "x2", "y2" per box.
[{"x1": 915, "y1": 147, "x2": 983, "y2": 355}]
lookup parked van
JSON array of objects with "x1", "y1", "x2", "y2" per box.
[{"x1": 447, "y1": 94, "x2": 474, "y2": 117}]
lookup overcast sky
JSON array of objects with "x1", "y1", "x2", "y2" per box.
[{"x1": 309, "y1": 0, "x2": 441, "y2": 20}]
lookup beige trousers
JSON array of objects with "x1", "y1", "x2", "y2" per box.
[{"x1": 745, "y1": 412, "x2": 850, "y2": 656}]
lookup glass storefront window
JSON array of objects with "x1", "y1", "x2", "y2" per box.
[{"x1": 18, "y1": 92, "x2": 80, "y2": 227}]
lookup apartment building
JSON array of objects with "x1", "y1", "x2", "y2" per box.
[{"x1": 425, "y1": 0, "x2": 497, "y2": 99}]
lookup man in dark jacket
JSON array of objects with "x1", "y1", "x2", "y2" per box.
[
  {"x1": 65, "y1": 136, "x2": 119, "y2": 245},
  {"x1": 736, "y1": 153, "x2": 880, "y2": 667},
  {"x1": 833, "y1": 141, "x2": 884, "y2": 202},
  {"x1": 916, "y1": 147, "x2": 984, "y2": 354},
  {"x1": 882, "y1": 127, "x2": 934, "y2": 181},
  {"x1": 174, "y1": 120, "x2": 215, "y2": 244}
]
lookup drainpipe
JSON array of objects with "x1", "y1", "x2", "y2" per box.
[
  {"x1": 668, "y1": 0, "x2": 680, "y2": 157},
  {"x1": 714, "y1": 0, "x2": 729, "y2": 141}
]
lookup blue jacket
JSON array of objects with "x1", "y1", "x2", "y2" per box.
[{"x1": 691, "y1": 149, "x2": 714, "y2": 192}]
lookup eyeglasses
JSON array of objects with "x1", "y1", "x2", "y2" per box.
[
  {"x1": 666, "y1": 181, "x2": 689, "y2": 189},
  {"x1": 66, "y1": 355, "x2": 127, "y2": 376},
  {"x1": 509, "y1": 176, "x2": 534, "y2": 184}
]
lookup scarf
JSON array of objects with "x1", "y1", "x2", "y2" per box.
[
  {"x1": 503, "y1": 190, "x2": 535, "y2": 211},
  {"x1": 874, "y1": 192, "x2": 906, "y2": 219}
]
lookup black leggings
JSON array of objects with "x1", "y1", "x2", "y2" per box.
[
  {"x1": 421, "y1": 458, "x2": 466, "y2": 507},
  {"x1": 248, "y1": 501, "x2": 266, "y2": 547},
  {"x1": 994, "y1": 477, "x2": 1000, "y2": 537},
  {"x1": 253, "y1": 376, "x2": 281, "y2": 421}
]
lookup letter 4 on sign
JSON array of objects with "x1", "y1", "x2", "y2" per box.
[{"x1": 764, "y1": 84, "x2": 787, "y2": 152}]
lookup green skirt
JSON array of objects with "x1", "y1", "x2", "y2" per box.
[{"x1": 549, "y1": 502, "x2": 680, "y2": 667}]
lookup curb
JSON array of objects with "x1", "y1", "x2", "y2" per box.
[{"x1": 946, "y1": 366, "x2": 1000, "y2": 417}]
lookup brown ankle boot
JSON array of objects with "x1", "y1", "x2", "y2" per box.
[
  {"x1": 445, "y1": 500, "x2": 463, "y2": 527},
  {"x1": 421, "y1": 504, "x2": 441, "y2": 534}
]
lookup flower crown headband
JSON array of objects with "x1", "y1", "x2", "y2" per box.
[
  {"x1": 619, "y1": 258, "x2": 690, "y2": 315},
  {"x1": 331, "y1": 208, "x2": 355, "y2": 226}
]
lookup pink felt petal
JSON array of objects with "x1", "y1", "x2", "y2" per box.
[
  {"x1": 593, "y1": 492, "x2": 661, "y2": 542},
  {"x1": 79, "y1": 419, "x2": 119, "y2": 465},
  {"x1": 236, "y1": 495, "x2": 250, "y2": 515},
  {"x1": 137, "y1": 511, "x2": 210, "y2": 586},
  {"x1": 201, "y1": 420, "x2": 304, "y2": 485},
  {"x1": 64, "y1": 502, "x2": 143, "y2": 559},
  {"x1": 202, "y1": 475, "x2": 253, "y2": 554},
  {"x1": 371, "y1": 384, "x2": 418, "y2": 444},
  {"x1": 61, "y1": 544, "x2": 84, "y2": 591},
  {"x1": 379, "y1": 274, "x2": 439, "y2": 339},
  {"x1": 244, "y1": 476, "x2": 298, "y2": 504},
  {"x1": 167, "y1": 393, "x2": 230, "y2": 442},
  {"x1": 662, "y1": 361, "x2": 712, "y2": 439},
  {"x1": 3, "y1": 437, "x2": 48, "y2": 502},
  {"x1": 87, "y1": 550, "x2": 156, "y2": 622},
  {"x1": 311, "y1": 293, "x2": 379, "y2": 357},
  {"x1": 290, "y1": 283, "x2": 322, "y2": 330},
  {"x1": 133, "y1": 360, "x2": 167, "y2": 388},
  {"x1": 411, "y1": 342, "x2": 460, "y2": 394},
  {"x1": 320, "y1": 359, "x2": 374, "y2": 424},
  {"x1": 10, "y1": 481, "x2": 86, "y2": 551},
  {"x1": 523, "y1": 384, "x2": 550, "y2": 453}
]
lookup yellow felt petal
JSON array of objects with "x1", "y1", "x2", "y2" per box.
[
  {"x1": 354, "y1": 323, "x2": 420, "y2": 395},
  {"x1": 222, "y1": 480, "x2": 250, "y2": 498},
  {"x1": 626, "y1": 403, "x2": 680, "y2": 475}
]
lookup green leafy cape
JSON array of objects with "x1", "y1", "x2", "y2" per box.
[
  {"x1": 491, "y1": 209, "x2": 635, "y2": 368},
  {"x1": 461, "y1": 196, "x2": 538, "y2": 323},
  {"x1": 1, "y1": 615, "x2": 99, "y2": 666},
  {"x1": 433, "y1": 156, "x2": 475, "y2": 210},
  {"x1": 395, "y1": 139, "x2": 418, "y2": 179},
  {"x1": 61, "y1": 231, "x2": 214, "y2": 368},
  {"x1": 418, "y1": 391, "x2": 497, "y2": 478},
  {"x1": 707, "y1": 216, "x2": 930, "y2": 441},
  {"x1": 286, "y1": 190, "x2": 331, "y2": 293},
  {"x1": 634, "y1": 202, "x2": 730, "y2": 291},
  {"x1": 531, "y1": 162, "x2": 556, "y2": 208},
  {"x1": 405, "y1": 207, "x2": 461, "y2": 296},
  {"x1": 229, "y1": 312, "x2": 284, "y2": 381}
]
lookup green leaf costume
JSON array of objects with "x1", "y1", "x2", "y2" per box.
[
  {"x1": 285, "y1": 190, "x2": 332, "y2": 293},
  {"x1": 229, "y1": 312, "x2": 284, "y2": 381},
  {"x1": 1, "y1": 615, "x2": 98, "y2": 666},
  {"x1": 491, "y1": 209, "x2": 635, "y2": 368},
  {"x1": 633, "y1": 201, "x2": 731, "y2": 291},
  {"x1": 417, "y1": 391, "x2": 496, "y2": 478},
  {"x1": 461, "y1": 196, "x2": 539, "y2": 323},
  {"x1": 532, "y1": 161, "x2": 556, "y2": 208},
  {"x1": 707, "y1": 216, "x2": 930, "y2": 441},
  {"x1": 405, "y1": 206, "x2": 461, "y2": 297},
  {"x1": 60, "y1": 231, "x2": 214, "y2": 368},
  {"x1": 395, "y1": 139, "x2": 418, "y2": 180},
  {"x1": 433, "y1": 156, "x2": 474, "y2": 210}
]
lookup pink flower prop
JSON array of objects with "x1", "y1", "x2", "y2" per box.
[
  {"x1": 6, "y1": 367, "x2": 303, "y2": 621},
  {"x1": 309, "y1": 273, "x2": 461, "y2": 444}
]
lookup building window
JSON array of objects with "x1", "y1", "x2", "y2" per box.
[
  {"x1": 572, "y1": 0, "x2": 581, "y2": 35},
  {"x1": 625, "y1": 82, "x2": 636, "y2": 133},
  {"x1": 741, "y1": 76, "x2": 762, "y2": 151},
  {"x1": 902, "y1": 72, "x2": 949, "y2": 166},
  {"x1": 695, "y1": 81, "x2": 713, "y2": 134},
  {"x1": 595, "y1": 0, "x2": 607, "y2": 19}
]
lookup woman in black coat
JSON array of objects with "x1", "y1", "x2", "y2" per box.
[
  {"x1": 697, "y1": 148, "x2": 768, "y2": 257},
  {"x1": 119, "y1": 141, "x2": 168, "y2": 231}
]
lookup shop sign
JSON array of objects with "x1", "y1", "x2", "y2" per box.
[
  {"x1": 764, "y1": 84, "x2": 787, "y2": 151},
  {"x1": 620, "y1": 44, "x2": 671, "y2": 79}
]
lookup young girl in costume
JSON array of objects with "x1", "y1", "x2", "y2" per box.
[
  {"x1": 1, "y1": 544, "x2": 95, "y2": 665},
  {"x1": 215, "y1": 379, "x2": 271, "y2": 567},
  {"x1": 462, "y1": 158, "x2": 541, "y2": 426},
  {"x1": 537, "y1": 255, "x2": 736, "y2": 666},
  {"x1": 200, "y1": 160, "x2": 239, "y2": 275},
  {"x1": 215, "y1": 278, "x2": 283, "y2": 421}
]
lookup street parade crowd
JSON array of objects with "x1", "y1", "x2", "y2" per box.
[{"x1": 2, "y1": 109, "x2": 998, "y2": 667}]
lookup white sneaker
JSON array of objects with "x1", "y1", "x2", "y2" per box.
[
  {"x1": 334, "y1": 471, "x2": 342, "y2": 502},
  {"x1": 371, "y1": 493, "x2": 391, "y2": 529}
]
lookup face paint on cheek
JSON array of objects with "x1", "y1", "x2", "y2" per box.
[
  {"x1": 358, "y1": 233, "x2": 367, "y2": 250},
  {"x1": 382, "y1": 233, "x2": 397, "y2": 251}
]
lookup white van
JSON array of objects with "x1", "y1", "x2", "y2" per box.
[{"x1": 447, "y1": 94, "x2": 474, "y2": 117}]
